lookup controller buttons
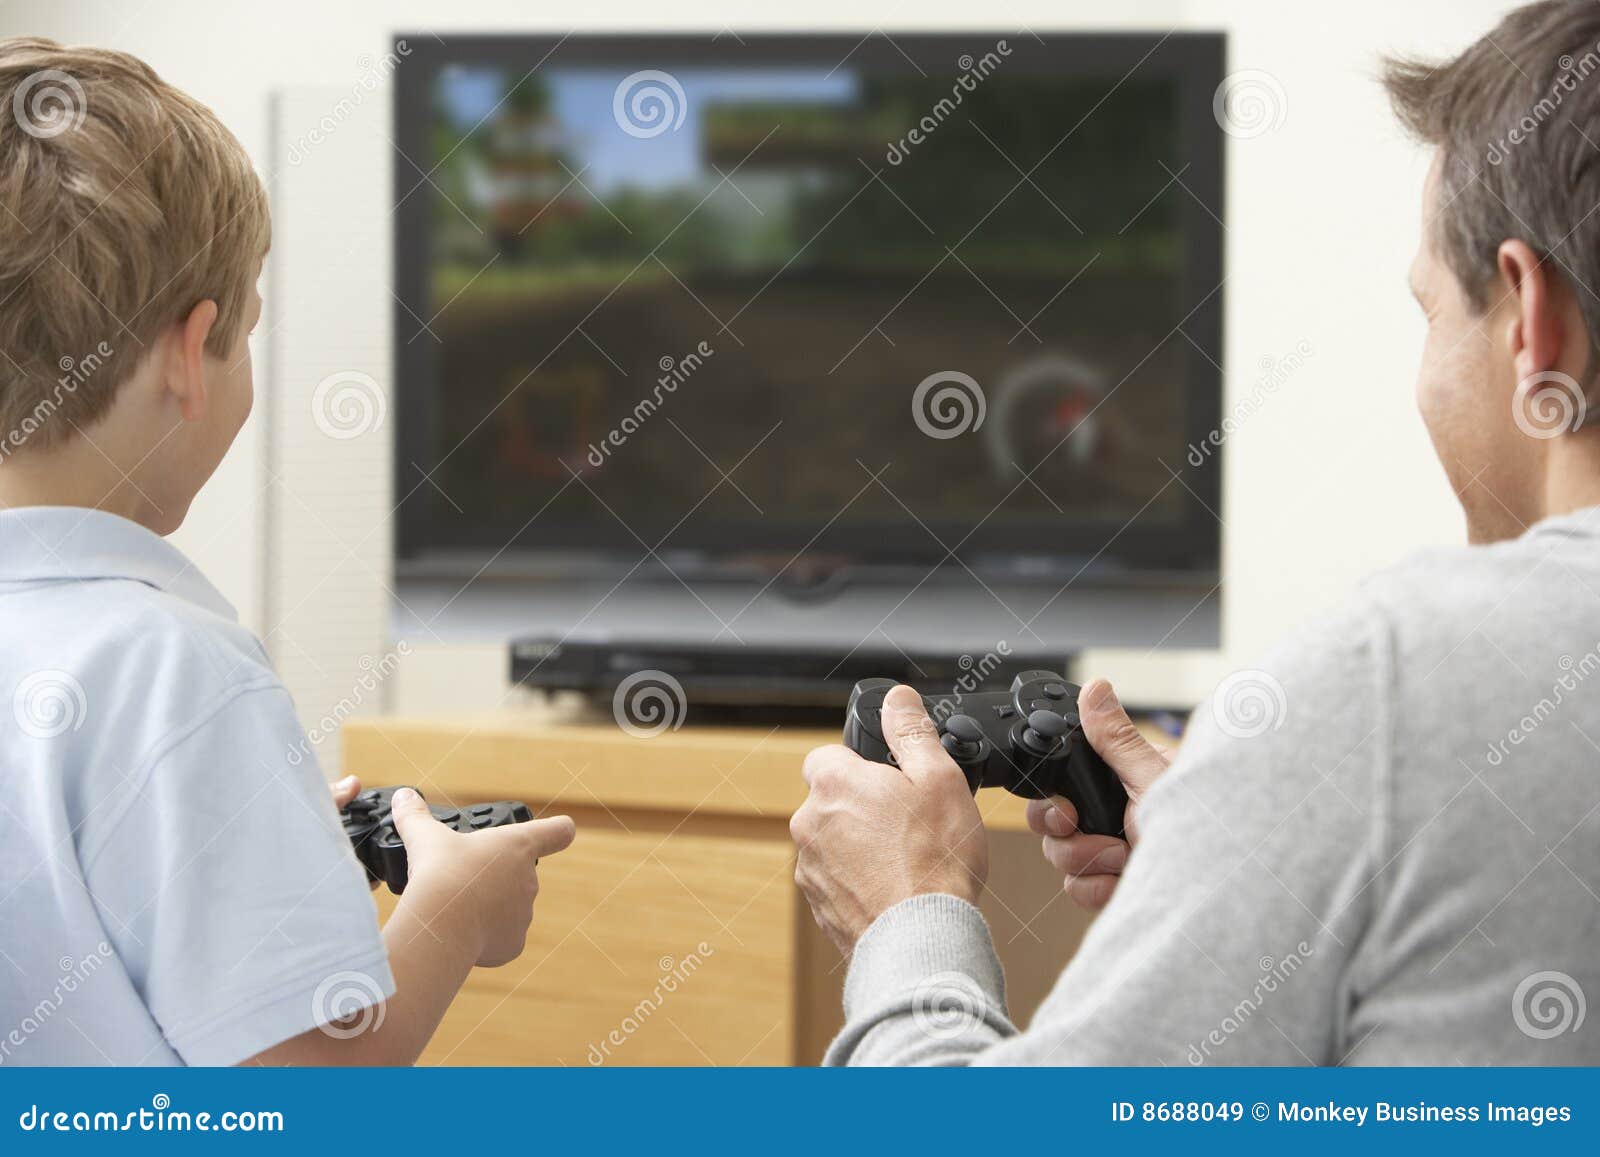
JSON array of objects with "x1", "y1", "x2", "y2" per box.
[
  {"x1": 470, "y1": 815, "x2": 494, "y2": 829},
  {"x1": 469, "y1": 804, "x2": 495, "y2": 815},
  {"x1": 1042, "y1": 682, "x2": 1068, "y2": 699}
]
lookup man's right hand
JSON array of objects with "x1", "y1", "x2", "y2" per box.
[
  {"x1": 1026, "y1": 678, "x2": 1169, "y2": 911},
  {"x1": 389, "y1": 787, "x2": 577, "y2": 966}
]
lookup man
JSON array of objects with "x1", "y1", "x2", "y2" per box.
[{"x1": 791, "y1": 0, "x2": 1600, "y2": 1065}]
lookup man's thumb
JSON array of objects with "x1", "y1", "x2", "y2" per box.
[
  {"x1": 388, "y1": 787, "x2": 442, "y2": 846},
  {"x1": 881, "y1": 684, "x2": 951, "y2": 781},
  {"x1": 1079, "y1": 678, "x2": 1166, "y2": 793}
]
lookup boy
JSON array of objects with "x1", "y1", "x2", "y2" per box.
[{"x1": 0, "y1": 37, "x2": 576, "y2": 1066}]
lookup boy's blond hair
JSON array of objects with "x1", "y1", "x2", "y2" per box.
[{"x1": 0, "y1": 38, "x2": 269, "y2": 450}]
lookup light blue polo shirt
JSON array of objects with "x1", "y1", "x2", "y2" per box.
[{"x1": 0, "y1": 506, "x2": 393, "y2": 1065}]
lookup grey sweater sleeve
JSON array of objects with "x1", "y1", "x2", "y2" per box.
[{"x1": 827, "y1": 600, "x2": 1389, "y2": 1066}]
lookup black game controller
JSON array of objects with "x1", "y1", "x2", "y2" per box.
[
  {"x1": 341, "y1": 786, "x2": 534, "y2": 894},
  {"x1": 843, "y1": 670, "x2": 1128, "y2": 837}
]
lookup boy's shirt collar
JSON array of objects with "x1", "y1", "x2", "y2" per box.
[{"x1": 0, "y1": 505, "x2": 237, "y2": 621}]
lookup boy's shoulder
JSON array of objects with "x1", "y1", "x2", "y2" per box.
[{"x1": 0, "y1": 507, "x2": 290, "y2": 775}]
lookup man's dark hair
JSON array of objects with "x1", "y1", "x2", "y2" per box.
[{"x1": 1384, "y1": 0, "x2": 1600, "y2": 350}]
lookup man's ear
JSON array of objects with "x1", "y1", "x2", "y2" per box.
[
  {"x1": 169, "y1": 299, "x2": 219, "y2": 423},
  {"x1": 1497, "y1": 239, "x2": 1584, "y2": 384}
]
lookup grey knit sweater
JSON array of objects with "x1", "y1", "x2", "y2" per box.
[{"x1": 827, "y1": 509, "x2": 1600, "y2": 1065}]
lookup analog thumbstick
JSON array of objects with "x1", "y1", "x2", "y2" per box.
[
  {"x1": 945, "y1": 714, "x2": 985, "y2": 744},
  {"x1": 942, "y1": 713, "x2": 986, "y2": 763},
  {"x1": 1023, "y1": 709, "x2": 1069, "y2": 752}
]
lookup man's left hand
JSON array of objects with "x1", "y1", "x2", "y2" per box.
[{"x1": 790, "y1": 685, "x2": 988, "y2": 954}]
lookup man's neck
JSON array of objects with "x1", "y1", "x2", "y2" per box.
[{"x1": 1541, "y1": 432, "x2": 1600, "y2": 525}]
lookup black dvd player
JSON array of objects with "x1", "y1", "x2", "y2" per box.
[{"x1": 509, "y1": 636, "x2": 1073, "y2": 709}]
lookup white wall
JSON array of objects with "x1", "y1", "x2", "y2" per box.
[{"x1": 7, "y1": 0, "x2": 1518, "y2": 714}]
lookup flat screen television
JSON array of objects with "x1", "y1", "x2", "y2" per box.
[{"x1": 393, "y1": 32, "x2": 1223, "y2": 587}]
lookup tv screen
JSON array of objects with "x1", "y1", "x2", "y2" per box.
[{"x1": 394, "y1": 34, "x2": 1223, "y2": 579}]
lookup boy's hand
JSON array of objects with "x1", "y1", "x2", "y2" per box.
[
  {"x1": 328, "y1": 776, "x2": 379, "y2": 889},
  {"x1": 389, "y1": 787, "x2": 576, "y2": 967},
  {"x1": 330, "y1": 774, "x2": 363, "y2": 810},
  {"x1": 1025, "y1": 678, "x2": 1169, "y2": 910}
]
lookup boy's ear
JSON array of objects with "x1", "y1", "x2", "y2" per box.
[{"x1": 169, "y1": 299, "x2": 219, "y2": 422}]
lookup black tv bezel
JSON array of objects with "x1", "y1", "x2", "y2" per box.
[{"x1": 393, "y1": 31, "x2": 1225, "y2": 581}]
